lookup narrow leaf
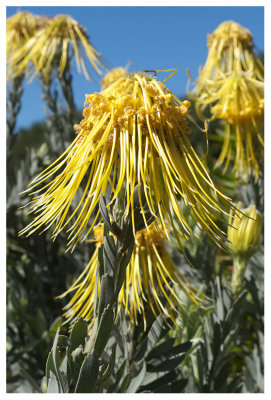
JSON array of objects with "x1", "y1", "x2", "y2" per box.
[
  {"x1": 94, "y1": 306, "x2": 114, "y2": 356},
  {"x1": 97, "y1": 274, "x2": 114, "y2": 322},
  {"x1": 47, "y1": 371, "x2": 59, "y2": 393},
  {"x1": 127, "y1": 361, "x2": 146, "y2": 393},
  {"x1": 102, "y1": 343, "x2": 117, "y2": 381}
]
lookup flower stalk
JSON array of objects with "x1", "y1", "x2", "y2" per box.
[
  {"x1": 231, "y1": 255, "x2": 247, "y2": 298},
  {"x1": 83, "y1": 186, "x2": 154, "y2": 356}
]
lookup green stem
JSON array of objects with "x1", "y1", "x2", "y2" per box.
[{"x1": 231, "y1": 255, "x2": 247, "y2": 297}]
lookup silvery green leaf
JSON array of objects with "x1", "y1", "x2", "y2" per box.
[
  {"x1": 47, "y1": 371, "x2": 59, "y2": 393},
  {"x1": 127, "y1": 361, "x2": 146, "y2": 393}
]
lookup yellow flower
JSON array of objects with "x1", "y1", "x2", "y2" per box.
[
  {"x1": 6, "y1": 11, "x2": 48, "y2": 76},
  {"x1": 189, "y1": 21, "x2": 264, "y2": 181},
  {"x1": 228, "y1": 203, "x2": 262, "y2": 259},
  {"x1": 101, "y1": 67, "x2": 128, "y2": 90},
  {"x1": 58, "y1": 223, "x2": 200, "y2": 331},
  {"x1": 197, "y1": 21, "x2": 263, "y2": 83},
  {"x1": 8, "y1": 14, "x2": 103, "y2": 81},
  {"x1": 20, "y1": 71, "x2": 233, "y2": 251}
]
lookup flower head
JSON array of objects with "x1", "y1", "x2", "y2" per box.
[
  {"x1": 6, "y1": 11, "x2": 48, "y2": 76},
  {"x1": 58, "y1": 222, "x2": 200, "y2": 331},
  {"x1": 198, "y1": 21, "x2": 263, "y2": 83},
  {"x1": 228, "y1": 203, "x2": 262, "y2": 259},
  {"x1": 189, "y1": 21, "x2": 264, "y2": 181},
  {"x1": 8, "y1": 14, "x2": 103, "y2": 81},
  {"x1": 20, "y1": 71, "x2": 233, "y2": 251}
]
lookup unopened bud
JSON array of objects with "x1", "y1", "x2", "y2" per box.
[{"x1": 228, "y1": 203, "x2": 262, "y2": 260}]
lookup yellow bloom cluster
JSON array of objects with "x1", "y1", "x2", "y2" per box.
[
  {"x1": 190, "y1": 21, "x2": 264, "y2": 181},
  {"x1": 58, "y1": 223, "x2": 200, "y2": 331},
  {"x1": 20, "y1": 72, "x2": 233, "y2": 252},
  {"x1": 7, "y1": 12, "x2": 103, "y2": 81},
  {"x1": 228, "y1": 203, "x2": 262, "y2": 259}
]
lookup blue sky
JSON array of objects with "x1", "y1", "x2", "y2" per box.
[{"x1": 6, "y1": 6, "x2": 264, "y2": 130}]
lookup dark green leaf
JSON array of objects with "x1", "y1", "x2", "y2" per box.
[
  {"x1": 164, "y1": 341, "x2": 192, "y2": 358},
  {"x1": 103, "y1": 234, "x2": 116, "y2": 275},
  {"x1": 116, "y1": 360, "x2": 127, "y2": 381},
  {"x1": 94, "y1": 306, "x2": 114, "y2": 356},
  {"x1": 120, "y1": 218, "x2": 134, "y2": 253},
  {"x1": 115, "y1": 239, "x2": 134, "y2": 297},
  {"x1": 70, "y1": 318, "x2": 88, "y2": 352},
  {"x1": 169, "y1": 378, "x2": 188, "y2": 393},
  {"x1": 102, "y1": 343, "x2": 117, "y2": 381},
  {"x1": 75, "y1": 351, "x2": 99, "y2": 393},
  {"x1": 146, "y1": 338, "x2": 175, "y2": 360},
  {"x1": 97, "y1": 274, "x2": 114, "y2": 322},
  {"x1": 99, "y1": 196, "x2": 121, "y2": 237},
  {"x1": 147, "y1": 354, "x2": 185, "y2": 372},
  {"x1": 119, "y1": 374, "x2": 131, "y2": 393},
  {"x1": 141, "y1": 370, "x2": 177, "y2": 392}
]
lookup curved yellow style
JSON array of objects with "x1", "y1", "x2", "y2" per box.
[
  {"x1": 189, "y1": 21, "x2": 264, "y2": 182},
  {"x1": 20, "y1": 71, "x2": 234, "y2": 251},
  {"x1": 58, "y1": 223, "x2": 201, "y2": 331},
  {"x1": 8, "y1": 14, "x2": 103, "y2": 81}
]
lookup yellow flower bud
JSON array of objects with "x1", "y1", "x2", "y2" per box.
[{"x1": 228, "y1": 203, "x2": 262, "y2": 259}]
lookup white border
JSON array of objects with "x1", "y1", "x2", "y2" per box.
[{"x1": 2, "y1": 1, "x2": 270, "y2": 399}]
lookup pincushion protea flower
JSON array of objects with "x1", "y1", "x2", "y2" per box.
[
  {"x1": 58, "y1": 223, "x2": 200, "y2": 330},
  {"x1": 196, "y1": 21, "x2": 263, "y2": 84},
  {"x1": 8, "y1": 14, "x2": 103, "y2": 81},
  {"x1": 20, "y1": 71, "x2": 233, "y2": 251},
  {"x1": 189, "y1": 21, "x2": 264, "y2": 181},
  {"x1": 6, "y1": 11, "x2": 48, "y2": 76}
]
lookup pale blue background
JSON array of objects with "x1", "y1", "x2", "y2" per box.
[{"x1": 6, "y1": 6, "x2": 264, "y2": 129}]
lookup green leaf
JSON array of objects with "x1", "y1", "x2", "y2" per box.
[
  {"x1": 132, "y1": 184, "x2": 147, "y2": 209},
  {"x1": 75, "y1": 351, "x2": 99, "y2": 393},
  {"x1": 70, "y1": 318, "x2": 88, "y2": 352},
  {"x1": 147, "y1": 354, "x2": 185, "y2": 372},
  {"x1": 46, "y1": 351, "x2": 56, "y2": 385},
  {"x1": 57, "y1": 334, "x2": 70, "y2": 350},
  {"x1": 146, "y1": 338, "x2": 175, "y2": 360},
  {"x1": 98, "y1": 247, "x2": 104, "y2": 277},
  {"x1": 97, "y1": 274, "x2": 114, "y2": 322},
  {"x1": 102, "y1": 343, "x2": 117, "y2": 381},
  {"x1": 99, "y1": 196, "x2": 121, "y2": 238},
  {"x1": 103, "y1": 234, "x2": 116, "y2": 275},
  {"x1": 51, "y1": 328, "x2": 64, "y2": 393},
  {"x1": 163, "y1": 341, "x2": 192, "y2": 358},
  {"x1": 94, "y1": 306, "x2": 114, "y2": 356},
  {"x1": 120, "y1": 218, "x2": 134, "y2": 253},
  {"x1": 115, "y1": 239, "x2": 134, "y2": 298},
  {"x1": 141, "y1": 370, "x2": 177, "y2": 392},
  {"x1": 116, "y1": 360, "x2": 127, "y2": 381},
  {"x1": 127, "y1": 361, "x2": 146, "y2": 393},
  {"x1": 170, "y1": 378, "x2": 188, "y2": 393},
  {"x1": 119, "y1": 374, "x2": 131, "y2": 393}
]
